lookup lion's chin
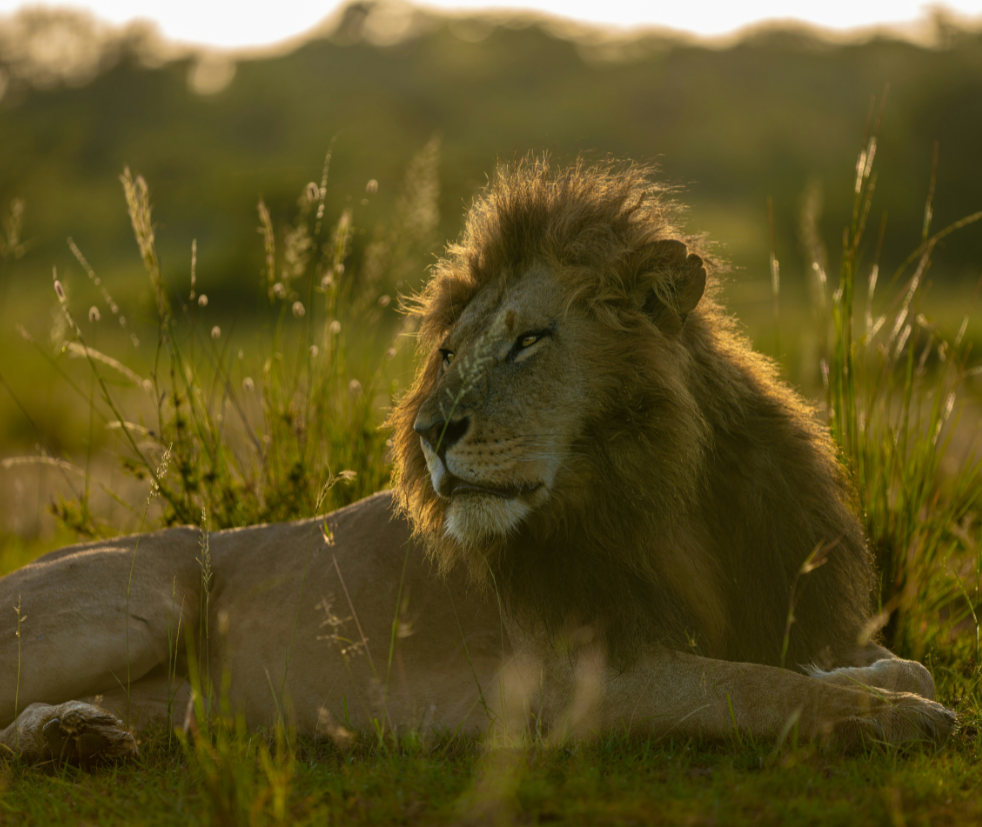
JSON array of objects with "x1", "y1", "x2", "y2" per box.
[{"x1": 444, "y1": 494, "x2": 532, "y2": 544}]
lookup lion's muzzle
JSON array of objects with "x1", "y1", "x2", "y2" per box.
[{"x1": 414, "y1": 412, "x2": 471, "y2": 459}]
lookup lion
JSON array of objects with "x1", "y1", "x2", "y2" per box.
[{"x1": 0, "y1": 158, "x2": 955, "y2": 764}]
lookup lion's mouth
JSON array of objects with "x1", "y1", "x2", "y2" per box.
[{"x1": 443, "y1": 475, "x2": 542, "y2": 500}]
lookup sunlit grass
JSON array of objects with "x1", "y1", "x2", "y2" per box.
[
  {"x1": 3, "y1": 139, "x2": 443, "y2": 540},
  {"x1": 815, "y1": 100, "x2": 982, "y2": 662}
]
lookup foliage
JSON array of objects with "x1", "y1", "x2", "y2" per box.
[
  {"x1": 0, "y1": 718, "x2": 980, "y2": 825},
  {"x1": 177, "y1": 632, "x2": 296, "y2": 827},
  {"x1": 29, "y1": 140, "x2": 440, "y2": 534},
  {"x1": 813, "y1": 98, "x2": 982, "y2": 659},
  {"x1": 2, "y1": 7, "x2": 982, "y2": 295}
]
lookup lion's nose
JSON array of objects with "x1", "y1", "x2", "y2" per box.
[{"x1": 414, "y1": 415, "x2": 471, "y2": 456}]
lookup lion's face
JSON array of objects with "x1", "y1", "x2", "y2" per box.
[
  {"x1": 390, "y1": 158, "x2": 714, "y2": 600},
  {"x1": 412, "y1": 264, "x2": 595, "y2": 543}
]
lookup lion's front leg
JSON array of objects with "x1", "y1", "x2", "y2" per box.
[
  {"x1": 620, "y1": 651, "x2": 955, "y2": 746},
  {"x1": 0, "y1": 701, "x2": 137, "y2": 764},
  {"x1": 505, "y1": 631, "x2": 956, "y2": 748}
]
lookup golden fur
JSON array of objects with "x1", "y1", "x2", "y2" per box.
[{"x1": 0, "y1": 158, "x2": 955, "y2": 763}]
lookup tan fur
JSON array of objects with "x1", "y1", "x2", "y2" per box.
[{"x1": 0, "y1": 159, "x2": 954, "y2": 762}]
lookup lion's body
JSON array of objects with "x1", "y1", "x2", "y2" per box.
[
  {"x1": 0, "y1": 159, "x2": 955, "y2": 762},
  {"x1": 0, "y1": 494, "x2": 503, "y2": 746}
]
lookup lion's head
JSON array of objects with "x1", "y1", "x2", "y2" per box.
[{"x1": 390, "y1": 157, "x2": 874, "y2": 669}]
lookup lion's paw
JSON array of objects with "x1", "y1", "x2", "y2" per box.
[
  {"x1": 832, "y1": 692, "x2": 956, "y2": 750},
  {"x1": 810, "y1": 658, "x2": 936, "y2": 700},
  {"x1": 11, "y1": 701, "x2": 138, "y2": 765}
]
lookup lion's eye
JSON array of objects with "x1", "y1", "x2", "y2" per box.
[
  {"x1": 441, "y1": 350, "x2": 454, "y2": 368},
  {"x1": 511, "y1": 330, "x2": 552, "y2": 360}
]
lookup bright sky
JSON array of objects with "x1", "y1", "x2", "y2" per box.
[{"x1": 1, "y1": 0, "x2": 980, "y2": 48}]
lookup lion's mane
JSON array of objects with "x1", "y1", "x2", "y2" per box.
[{"x1": 389, "y1": 157, "x2": 874, "y2": 669}]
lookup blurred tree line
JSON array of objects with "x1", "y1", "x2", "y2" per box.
[{"x1": 0, "y1": 2, "x2": 980, "y2": 311}]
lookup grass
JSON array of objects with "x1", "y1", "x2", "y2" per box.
[
  {"x1": 0, "y1": 725, "x2": 980, "y2": 825},
  {"x1": 1, "y1": 114, "x2": 981, "y2": 824},
  {"x1": 819, "y1": 104, "x2": 982, "y2": 661}
]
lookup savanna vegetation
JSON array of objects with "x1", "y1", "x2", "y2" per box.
[{"x1": 0, "y1": 5, "x2": 980, "y2": 825}]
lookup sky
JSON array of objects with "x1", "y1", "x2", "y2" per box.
[{"x1": 0, "y1": 0, "x2": 980, "y2": 48}]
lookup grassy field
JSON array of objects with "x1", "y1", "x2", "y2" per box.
[
  {"x1": 0, "y1": 717, "x2": 981, "y2": 825},
  {"x1": 1, "y1": 123, "x2": 981, "y2": 824}
]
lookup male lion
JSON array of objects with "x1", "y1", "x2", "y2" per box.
[{"x1": 0, "y1": 159, "x2": 955, "y2": 763}]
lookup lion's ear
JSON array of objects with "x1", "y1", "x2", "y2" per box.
[{"x1": 641, "y1": 240, "x2": 707, "y2": 335}]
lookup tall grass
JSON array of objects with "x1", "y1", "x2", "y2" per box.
[
  {"x1": 179, "y1": 611, "x2": 297, "y2": 827},
  {"x1": 32, "y1": 140, "x2": 439, "y2": 539},
  {"x1": 0, "y1": 198, "x2": 27, "y2": 327},
  {"x1": 811, "y1": 97, "x2": 982, "y2": 661}
]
